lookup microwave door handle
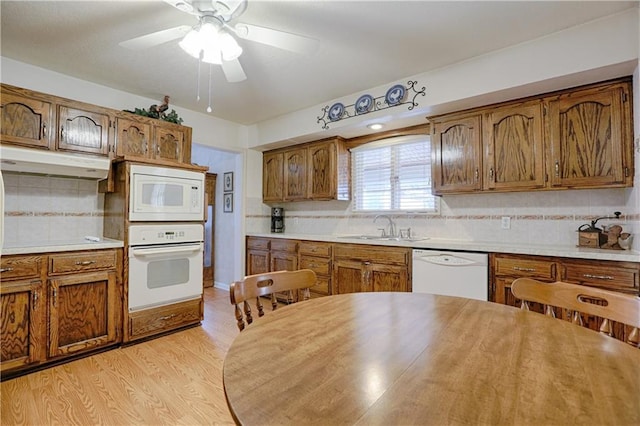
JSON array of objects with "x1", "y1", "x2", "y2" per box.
[{"x1": 132, "y1": 244, "x2": 202, "y2": 257}]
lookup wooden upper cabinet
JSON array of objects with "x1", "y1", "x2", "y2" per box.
[
  {"x1": 153, "y1": 125, "x2": 188, "y2": 163},
  {"x1": 431, "y1": 113, "x2": 482, "y2": 194},
  {"x1": 263, "y1": 151, "x2": 284, "y2": 202},
  {"x1": 547, "y1": 82, "x2": 632, "y2": 188},
  {"x1": 116, "y1": 117, "x2": 151, "y2": 160},
  {"x1": 262, "y1": 137, "x2": 350, "y2": 202},
  {"x1": 56, "y1": 105, "x2": 111, "y2": 155},
  {"x1": 0, "y1": 92, "x2": 53, "y2": 149},
  {"x1": 483, "y1": 100, "x2": 545, "y2": 191},
  {"x1": 284, "y1": 147, "x2": 307, "y2": 201}
]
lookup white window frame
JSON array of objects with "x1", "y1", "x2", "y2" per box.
[{"x1": 351, "y1": 134, "x2": 439, "y2": 213}]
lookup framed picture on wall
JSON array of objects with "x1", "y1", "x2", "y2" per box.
[
  {"x1": 223, "y1": 192, "x2": 233, "y2": 213},
  {"x1": 224, "y1": 172, "x2": 234, "y2": 192}
]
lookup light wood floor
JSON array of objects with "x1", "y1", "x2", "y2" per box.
[{"x1": 1, "y1": 287, "x2": 240, "y2": 426}]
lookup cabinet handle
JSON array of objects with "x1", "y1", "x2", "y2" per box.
[
  {"x1": 75, "y1": 260, "x2": 96, "y2": 266},
  {"x1": 159, "y1": 314, "x2": 177, "y2": 321},
  {"x1": 489, "y1": 168, "x2": 494, "y2": 181},
  {"x1": 53, "y1": 288, "x2": 57, "y2": 307},
  {"x1": 583, "y1": 273, "x2": 614, "y2": 281},
  {"x1": 60, "y1": 126, "x2": 65, "y2": 141},
  {"x1": 143, "y1": 141, "x2": 148, "y2": 154},
  {"x1": 0, "y1": 267, "x2": 14, "y2": 273},
  {"x1": 513, "y1": 267, "x2": 536, "y2": 272},
  {"x1": 32, "y1": 291, "x2": 38, "y2": 310},
  {"x1": 475, "y1": 168, "x2": 479, "y2": 181},
  {"x1": 42, "y1": 123, "x2": 47, "y2": 137},
  {"x1": 176, "y1": 145, "x2": 179, "y2": 159},
  {"x1": 554, "y1": 161, "x2": 559, "y2": 177},
  {"x1": 157, "y1": 145, "x2": 161, "y2": 155}
]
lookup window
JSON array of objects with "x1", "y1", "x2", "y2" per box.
[{"x1": 351, "y1": 135, "x2": 438, "y2": 212}]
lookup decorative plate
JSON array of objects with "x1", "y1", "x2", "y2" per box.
[
  {"x1": 385, "y1": 84, "x2": 406, "y2": 106},
  {"x1": 355, "y1": 94, "x2": 374, "y2": 114},
  {"x1": 328, "y1": 102, "x2": 345, "y2": 121}
]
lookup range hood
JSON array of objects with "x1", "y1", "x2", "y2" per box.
[{"x1": 0, "y1": 146, "x2": 110, "y2": 179}]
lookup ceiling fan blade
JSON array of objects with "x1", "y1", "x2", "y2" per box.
[
  {"x1": 119, "y1": 25, "x2": 192, "y2": 50},
  {"x1": 221, "y1": 58, "x2": 247, "y2": 82},
  {"x1": 233, "y1": 23, "x2": 318, "y2": 55}
]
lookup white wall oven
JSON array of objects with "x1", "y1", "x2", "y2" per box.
[
  {"x1": 128, "y1": 224, "x2": 204, "y2": 312},
  {"x1": 129, "y1": 164, "x2": 204, "y2": 222}
]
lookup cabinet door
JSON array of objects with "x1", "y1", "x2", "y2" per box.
[
  {"x1": 116, "y1": 117, "x2": 151, "y2": 160},
  {"x1": 263, "y1": 151, "x2": 284, "y2": 202},
  {"x1": 48, "y1": 271, "x2": 117, "y2": 357},
  {"x1": 370, "y1": 263, "x2": 409, "y2": 292},
  {"x1": 0, "y1": 93, "x2": 53, "y2": 149},
  {"x1": 332, "y1": 259, "x2": 366, "y2": 294},
  {"x1": 0, "y1": 280, "x2": 45, "y2": 372},
  {"x1": 270, "y1": 251, "x2": 297, "y2": 272},
  {"x1": 432, "y1": 114, "x2": 482, "y2": 194},
  {"x1": 246, "y1": 249, "x2": 269, "y2": 276},
  {"x1": 307, "y1": 141, "x2": 336, "y2": 200},
  {"x1": 57, "y1": 105, "x2": 111, "y2": 155},
  {"x1": 483, "y1": 101, "x2": 545, "y2": 190},
  {"x1": 284, "y1": 147, "x2": 308, "y2": 201},
  {"x1": 547, "y1": 85, "x2": 628, "y2": 188},
  {"x1": 153, "y1": 126, "x2": 186, "y2": 163}
]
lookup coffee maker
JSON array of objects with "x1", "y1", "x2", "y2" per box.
[{"x1": 271, "y1": 207, "x2": 284, "y2": 233}]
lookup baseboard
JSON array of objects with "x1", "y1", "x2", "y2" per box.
[{"x1": 214, "y1": 281, "x2": 230, "y2": 291}]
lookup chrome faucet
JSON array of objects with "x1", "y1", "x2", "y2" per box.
[{"x1": 374, "y1": 214, "x2": 396, "y2": 237}]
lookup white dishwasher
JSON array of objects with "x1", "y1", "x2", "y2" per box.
[{"x1": 412, "y1": 249, "x2": 488, "y2": 301}]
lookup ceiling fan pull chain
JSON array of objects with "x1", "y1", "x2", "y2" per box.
[
  {"x1": 196, "y1": 55, "x2": 202, "y2": 102},
  {"x1": 207, "y1": 63, "x2": 213, "y2": 113}
]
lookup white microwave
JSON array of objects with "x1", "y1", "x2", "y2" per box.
[{"x1": 129, "y1": 164, "x2": 205, "y2": 221}]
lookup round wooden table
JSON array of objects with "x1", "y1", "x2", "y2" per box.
[{"x1": 223, "y1": 292, "x2": 640, "y2": 425}]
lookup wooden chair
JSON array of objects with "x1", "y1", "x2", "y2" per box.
[
  {"x1": 511, "y1": 278, "x2": 640, "y2": 347},
  {"x1": 230, "y1": 269, "x2": 317, "y2": 331}
]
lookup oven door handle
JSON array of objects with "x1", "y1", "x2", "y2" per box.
[{"x1": 131, "y1": 243, "x2": 202, "y2": 258}]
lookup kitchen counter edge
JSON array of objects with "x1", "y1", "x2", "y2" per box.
[
  {"x1": 247, "y1": 233, "x2": 639, "y2": 262},
  {"x1": 2, "y1": 239, "x2": 124, "y2": 256}
]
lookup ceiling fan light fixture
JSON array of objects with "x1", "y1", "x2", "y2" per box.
[
  {"x1": 179, "y1": 28, "x2": 204, "y2": 58},
  {"x1": 201, "y1": 46, "x2": 223, "y2": 65}
]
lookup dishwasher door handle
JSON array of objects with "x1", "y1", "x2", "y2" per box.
[{"x1": 415, "y1": 255, "x2": 478, "y2": 267}]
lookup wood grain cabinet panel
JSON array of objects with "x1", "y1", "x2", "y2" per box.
[
  {"x1": 116, "y1": 117, "x2": 151, "y2": 160},
  {"x1": 284, "y1": 147, "x2": 307, "y2": 201},
  {"x1": 57, "y1": 105, "x2": 111, "y2": 155},
  {"x1": 0, "y1": 92, "x2": 53, "y2": 149},
  {"x1": 431, "y1": 113, "x2": 483, "y2": 194},
  {"x1": 262, "y1": 152, "x2": 284, "y2": 202},
  {"x1": 483, "y1": 100, "x2": 545, "y2": 190},
  {"x1": 153, "y1": 125, "x2": 188, "y2": 163},
  {"x1": 547, "y1": 82, "x2": 632, "y2": 188}
]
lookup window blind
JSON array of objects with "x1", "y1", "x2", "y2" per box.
[{"x1": 351, "y1": 135, "x2": 438, "y2": 212}]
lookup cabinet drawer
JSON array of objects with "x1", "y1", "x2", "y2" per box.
[
  {"x1": 49, "y1": 250, "x2": 117, "y2": 274},
  {"x1": 299, "y1": 256, "x2": 331, "y2": 276},
  {"x1": 1, "y1": 256, "x2": 43, "y2": 281},
  {"x1": 562, "y1": 264, "x2": 638, "y2": 293},
  {"x1": 270, "y1": 239, "x2": 298, "y2": 253},
  {"x1": 247, "y1": 237, "x2": 270, "y2": 251},
  {"x1": 129, "y1": 298, "x2": 202, "y2": 341},
  {"x1": 299, "y1": 241, "x2": 332, "y2": 257},
  {"x1": 494, "y1": 257, "x2": 555, "y2": 279},
  {"x1": 334, "y1": 244, "x2": 409, "y2": 265}
]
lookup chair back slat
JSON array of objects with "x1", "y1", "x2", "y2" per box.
[
  {"x1": 511, "y1": 278, "x2": 640, "y2": 347},
  {"x1": 230, "y1": 269, "x2": 317, "y2": 331}
]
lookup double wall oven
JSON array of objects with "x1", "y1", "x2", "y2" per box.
[{"x1": 127, "y1": 164, "x2": 205, "y2": 313}]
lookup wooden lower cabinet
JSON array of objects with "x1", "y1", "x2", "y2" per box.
[
  {"x1": 127, "y1": 298, "x2": 202, "y2": 342},
  {"x1": 332, "y1": 244, "x2": 411, "y2": 294},
  {"x1": 1, "y1": 249, "x2": 122, "y2": 378},
  {"x1": 299, "y1": 241, "x2": 332, "y2": 298},
  {"x1": 490, "y1": 253, "x2": 639, "y2": 344}
]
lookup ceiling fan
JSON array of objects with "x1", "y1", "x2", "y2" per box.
[{"x1": 119, "y1": 0, "x2": 318, "y2": 83}]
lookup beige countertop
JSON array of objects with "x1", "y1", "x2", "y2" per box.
[
  {"x1": 2, "y1": 237, "x2": 124, "y2": 255},
  {"x1": 248, "y1": 232, "x2": 640, "y2": 262}
]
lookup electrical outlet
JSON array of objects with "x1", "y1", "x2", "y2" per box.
[{"x1": 501, "y1": 216, "x2": 511, "y2": 230}]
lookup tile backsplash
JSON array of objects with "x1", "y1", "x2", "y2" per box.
[
  {"x1": 246, "y1": 187, "x2": 639, "y2": 251},
  {"x1": 2, "y1": 172, "x2": 104, "y2": 244}
]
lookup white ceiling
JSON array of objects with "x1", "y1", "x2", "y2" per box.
[{"x1": 1, "y1": 1, "x2": 637, "y2": 126}]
